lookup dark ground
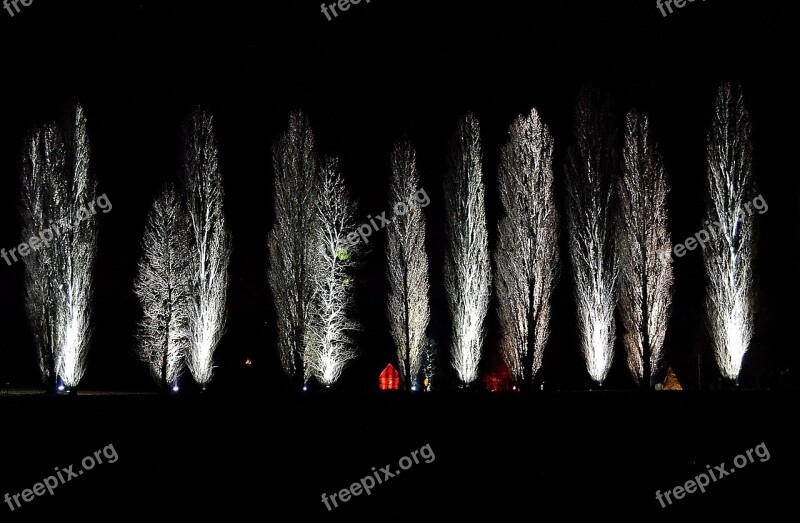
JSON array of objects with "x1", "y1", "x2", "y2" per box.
[{"x1": 1, "y1": 391, "x2": 797, "y2": 521}]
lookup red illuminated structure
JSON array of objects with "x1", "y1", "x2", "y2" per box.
[
  {"x1": 483, "y1": 362, "x2": 512, "y2": 392},
  {"x1": 379, "y1": 364, "x2": 400, "y2": 390}
]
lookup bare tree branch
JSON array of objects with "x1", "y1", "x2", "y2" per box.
[
  {"x1": 386, "y1": 139, "x2": 430, "y2": 390},
  {"x1": 565, "y1": 88, "x2": 618, "y2": 387},
  {"x1": 704, "y1": 82, "x2": 756, "y2": 383},
  {"x1": 21, "y1": 105, "x2": 97, "y2": 390},
  {"x1": 445, "y1": 113, "x2": 491, "y2": 386},
  {"x1": 134, "y1": 183, "x2": 192, "y2": 390},
  {"x1": 268, "y1": 110, "x2": 319, "y2": 386},
  {"x1": 181, "y1": 107, "x2": 231, "y2": 388},
  {"x1": 305, "y1": 158, "x2": 361, "y2": 386},
  {"x1": 617, "y1": 111, "x2": 674, "y2": 388},
  {"x1": 495, "y1": 107, "x2": 560, "y2": 388}
]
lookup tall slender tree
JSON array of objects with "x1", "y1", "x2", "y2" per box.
[
  {"x1": 386, "y1": 139, "x2": 430, "y2": 390},
  {"x1": 617, "y1": 111, "x2": 674, "y2": 388},
  {"x1": 268, "y1": 110, "x2": 319, "y2": 387},
  {"x1": 703, "y1": 83, "x2": 756, "y2": 385},
  {"x1": 565, "y1": 88, "x2": 618, "y2": 387},
  {"x1": 495, "y1": 107, "x2": 560, "y2": 389},
  {"x1": 134, "y1": 184, "x2": 192, "y2": 390},
  {"x1": 445, "y1": 113, "x2": 491, "y2": 387},
  {"x1": 20, "y1": 105, "x2": 97, "y2": 391},
  {"x1": 306, "y1": 158, "x2": 361, "y2": 386},
  {"x1": 182, "y1": 107, "x2": 231, "y2": 388},
  {"x1": 21, "y1": 123, "x2": 63, "y2": 389}
]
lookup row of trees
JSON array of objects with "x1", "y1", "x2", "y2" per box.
[
  {"x1": 20, "y1": 106, "x2": 231, "y2": 392},
  {"x1": 267, "y1": 116, "x2": 434, "y2": 390},
  {"x1": 267, "y1": 112, "x2": 363, "y2": 389},
  {"x1": 565, "y1": 91, "x2": 674, "y2": 389},
  {"x1": 17, "y1": 82, "x2": 756, "y2": 392},
  {"x1": 21, "y1": 106, "x2": 96, "y2": 391},
  {"x1": 133, "y1": 108, "x2": 231, "y2": 391},
  {"x1": 268, "y1": 82, "x2": 756, "y2": 392},
  {"x1": 436, "y1": 82, "x2": 754, "y2": 390},
  {"x1": 562, "y1": 83, "x2": 756, "y2": 389}
]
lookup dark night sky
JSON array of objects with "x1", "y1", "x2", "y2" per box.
[{"x1": 0, "y1": 0, "x2": 796, "y2": 392}]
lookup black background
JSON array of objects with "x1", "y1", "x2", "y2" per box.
[{"x1": 0, "y1": 1, "x2": 798, "y2": 519}]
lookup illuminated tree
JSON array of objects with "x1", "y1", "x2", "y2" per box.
[
  {"x1": 268, "y1": 110, "x2": 319, "y2": 387},
  {"x1": 181, "y1": 108, "x2": 231, "y2": 388},
  {"x1": 494, "y1": 107, "x2": 560, "y2": 389},
  {"x1": 134, "y1": 184, "x2": 191, "y2": 391},
  {"x1": 20, "y1": 105, "x2": 97, "y2": 390},
  {"x1": 444, "y1": 113, "x2": 491, "y2": 386},
  {"x1": 565, "y1": 88, "x2": 618, "y2": 387},
  {"x1": 703, "y1": 83, "x2": 756, "y2": 384},
  {"x1": 305, "y1": 158, "x2": 361, "y2": 386},
  {"x1": 386, "y1": 139, "x2": 430, "y2": 390},
  {"x1": 617, "y1": 111, "x2": 674, "y2": 388}
]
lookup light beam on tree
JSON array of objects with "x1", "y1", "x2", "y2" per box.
[
  {"x1": 494, "y1": 107, "x2": 560, "y2": 388},
  {"x1": 703, "y1": 83, "x2": 756, "y2": 384},
  {"x1": 20, "y1": 105, "x2": 97, "y2": 390},
  {"x1": 444, "y1": 113, "x2": 491, "y2": 387},
  {"x1": 565, "y1": 88, "x2": 618, "y2": 387}
]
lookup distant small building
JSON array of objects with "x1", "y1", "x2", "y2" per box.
[
  {"x1": 662, "y1": 367, "x2": 683, "y2": 390},
  {"x1": 379, "y1": 364, "x2": 400, "y2": 390}
]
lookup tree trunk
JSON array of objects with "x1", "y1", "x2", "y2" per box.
[
  {"x1": 523, "y1": 278, "x2": 537, "y2": 391},
  {"x1": 162, "y1": 230, "x2": 173, "y2": 392},
  {"x1": 641, "y1": 237, "x2": 651, "y2": 390},
  {"x1": 402, "y1": 256, "x2": 412, "y2": 390},
  {"x1": 162, "y1": 300, "x2": 171, "y2": 391},
  {"x1": 293, "y1": 324, "x2": 305, "y2": 390}
]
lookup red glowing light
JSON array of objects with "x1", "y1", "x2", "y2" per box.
[{"x1": 379, "y1": 364, "x2": 400, "y2": 390}]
